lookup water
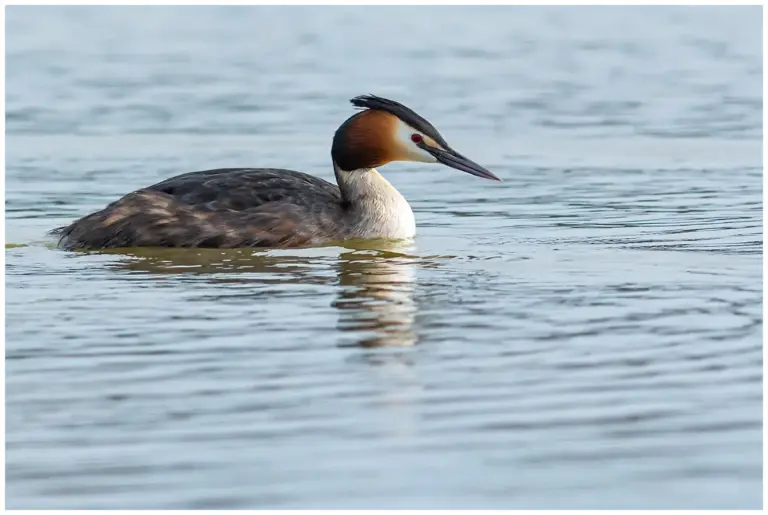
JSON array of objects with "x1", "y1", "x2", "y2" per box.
[{"x1": 5, "y1": 6, "x2": 762, "y2": 509}]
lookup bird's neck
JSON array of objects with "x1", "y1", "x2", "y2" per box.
[{"x1": 333, "y1": 163, "x2": 416, "y2": 240}]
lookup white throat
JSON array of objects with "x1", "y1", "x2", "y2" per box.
[{"x1": 334, "y1": 164, "x2": 416, "y2": 240}]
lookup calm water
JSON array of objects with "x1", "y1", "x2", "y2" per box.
[{"x1": 5, "y1": 6, "x2": 762, "y2": 509}]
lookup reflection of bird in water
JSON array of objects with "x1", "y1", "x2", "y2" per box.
[
  {"x1": 104, "y1": 242, "x2": 420, "y2": 348},
  {"x1": 55, "y1": 95, "x2": 498, "y2": 250},
  {"x1": 333, "y1": 248, "x2": 418, "y2": 348}
]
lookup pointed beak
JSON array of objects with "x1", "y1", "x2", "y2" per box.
[{"x1": 420, "y1": 144, "x2": 501, "y2": 181}]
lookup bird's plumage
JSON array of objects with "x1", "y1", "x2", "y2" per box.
[{"x1": 56, "y1": 168, "x2": 351, "y2": 249}]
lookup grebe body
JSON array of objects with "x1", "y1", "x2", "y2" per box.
[{"x1": 56, "y1": 95, "x2": 499, "y2": 250}]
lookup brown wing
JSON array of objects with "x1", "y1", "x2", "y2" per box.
[
  {"x1": 57, "y1": 168, "x2": 346, "y2": 250},
  {"x1": 57, "y1": 189, "x2": 326, "y2": 250}
]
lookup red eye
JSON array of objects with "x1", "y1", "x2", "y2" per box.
[{"x1": 411, "y1": 133, "x2": 423, "y2": 144}]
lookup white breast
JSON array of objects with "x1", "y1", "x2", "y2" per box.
[{"x1": 337, "y1": 168, "x2": 416, "y2": 240}]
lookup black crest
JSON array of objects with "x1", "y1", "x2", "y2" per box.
[{"x1": 350, "y1": 94, "x2": 451, "y2": 149}]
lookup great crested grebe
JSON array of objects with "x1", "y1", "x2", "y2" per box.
[{"x1": 56, "y1": 95, "x2": 500, "y2": 250}]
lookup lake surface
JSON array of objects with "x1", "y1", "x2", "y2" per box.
[{"x1": 5, "y1": 6, "x2": 762, "y2": 509}]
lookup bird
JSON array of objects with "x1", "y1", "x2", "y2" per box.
[{"x1": 55, "y1": 94, "x2": 500, "y2": 250}]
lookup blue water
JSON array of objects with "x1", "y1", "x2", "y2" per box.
[{"x1": 5, "y1": 6, "x2": 762, "y2": 509}]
